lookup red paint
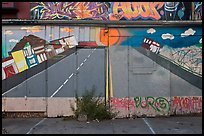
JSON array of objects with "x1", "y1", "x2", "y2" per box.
[
  {"x1": 172, "y1": 96, "x2": 202, "y2": 112},
  {"x1": 110, "y1": 97, "x2": 135, "y2": 110}
]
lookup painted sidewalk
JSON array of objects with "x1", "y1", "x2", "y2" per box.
[{"x1": 2, "y1": 116, "x2": 202, "y2": 134}]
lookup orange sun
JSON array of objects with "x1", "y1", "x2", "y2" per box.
[{"x1": 100, "y1": 28, "x2": 120, "y2": 46}]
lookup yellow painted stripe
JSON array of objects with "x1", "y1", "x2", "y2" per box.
[
  {"x1": 105, "y1": 49, "x2": 109, "y2": 101},
  {"x1": 109, "y1": 59, "x2": 113, "y2": 98}
]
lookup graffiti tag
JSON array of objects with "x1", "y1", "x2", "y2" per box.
[{"x1": 109, "y1": 2, "x2": 165, "y2": 20}]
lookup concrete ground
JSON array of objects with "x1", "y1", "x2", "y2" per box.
[{"x1": 2, "y1": 116, "x2": 202, "y2": 134}]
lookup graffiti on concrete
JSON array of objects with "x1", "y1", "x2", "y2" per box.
[
  {"x1": 109, "y1": 2, "x2": 165, "y2": 20},
  {"x1": 31, "y1": 2, "x2": 108, "y2": 20},
  {"x1": 171, "y1": 96, "x2": 202, "y2": 114},
  {"x1": 134, "y1": 96, "x2": 170, "y2": 113},
  {"x1": 110, "y1": 97, "x2": 170, "y2": 113},
  {"x1": 108, "y1": 2, "x2": 192, "y2": 20},
  {"x1": 110, "y1": 97, "x2": 135, "y2": 110}
]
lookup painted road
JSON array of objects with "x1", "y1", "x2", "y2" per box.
[
  {"x1": 2, "y1": 48, "x2": 105, "y2": 97},
  {"x1": 2, "y1": 46, "x2": 202, "y2": 98},
  {"x1": 2, "y1": 116, "x2": 202, "y2": 134},
  {"x1": 109, "y1": 46, "x2": 202, "y2": 97}
]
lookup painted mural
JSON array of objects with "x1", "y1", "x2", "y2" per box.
[
  {"x1": 2, "y1": 26, "x2": 102, "y2": 80},
  {"x1": 30, "y1": 2, "x2": 201, "y2": 20},
  {"x1": 2, "y1": 26, "x2": 202, "y2": 80},
  {"x1": 100, "y1": 27, "x2": 202, "y2": 76}
]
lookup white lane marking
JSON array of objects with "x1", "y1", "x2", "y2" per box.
[
  {"x1": 80, "y1": 63, "x2": 83, "y2": 67},
  {"x1": 50, "y1": 84, "x2": 64, "y2": 98},
  {"x1": 84, "y1": 58, "x2": 87, "y2": 62},
  {"x1": 26, "y1": 118, "x2": 47, "y2": 134},
  {"x1": 2, "y1": 53, "x2": 75, "y2": 96},
  {"x1": 3, "y1": 49, "x2": 96, "y2": 97},
  {"x1": 142, "y1": 118, "x2": 156, "y2": 134},
  {"x1": 69, "y1": 73, "x2": 74, "y2": 79},
  {"x1": 63, "y1": 79, "x2": 69, "y2": 85}
]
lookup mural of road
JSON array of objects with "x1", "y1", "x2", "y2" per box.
[
  {"x1": 2, "y1": 48, "x2": 106, "y2": 98},
  {"x1": 109, "y1": 46, "x2": 202, "y2": 98}
]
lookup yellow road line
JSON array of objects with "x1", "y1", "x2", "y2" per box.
[
  {"x1": 106, "y1": 49, "x2": 109, "y2": 101},
  {"x1": 109, "y1": 59, "x2": 113, "y2": 98}
]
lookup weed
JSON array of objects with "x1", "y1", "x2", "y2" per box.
[{"x1": 71, "y1": 87, "x2": 117, "y2": 121}]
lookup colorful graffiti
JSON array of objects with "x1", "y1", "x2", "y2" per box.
[
  {"x1": 110, "y1": 96, "x2": 202, "y2": 117},
  {"x1": 31, "y1": 2, "x2": 108, "y2": 20},
  {"x1": 110, "y1": 97, "x2": 170, "y2": 113},
  {"x1": 109, "y1": 2, "x2": 165, "y2": 20},
  {"x1": 171, "y1": 96, "x2": 202, "y2": 114},
  {"x1": 30, "y1": 2, "x2": 200, "y2": 20},
  {"x1": 134, "y1": 96, "x2": 170, "y2": 113}
]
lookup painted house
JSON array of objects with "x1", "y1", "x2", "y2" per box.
[
  {"x1": 11, "y1": 34, "x2": 48, "y2": 64},
  {"x1": 50, "y1": 35, "x2": 78, "y2": 55},
  {"x1": 2, "y1": 56, "x2": 19, "y2": 80},
  {"x1": 141, "y1": 37, "x2": 161, "y2": 54}
]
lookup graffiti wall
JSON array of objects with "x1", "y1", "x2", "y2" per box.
[
  {"x1": 30, "y1": 2, "x2": 109, "y2": 20},
  {"x1": 110, "y1": 96, "x2": 202, "y2": 117},
  {"x1": 30, "y1": 2, "x2": 201, "y2": 20}
]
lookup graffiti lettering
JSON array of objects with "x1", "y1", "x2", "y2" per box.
[
  {"x1": 109, "y1": 2, "x2": 165, "y2": 20},
  {"x1": 171, "y1": 96, "x2": 202, "y2": 114},
  {"x1": 111, "y1": 96, "x2": 170, "y2": 113},
  {"x1": 110, "y1": 97, "x2": 135, "y2": 110},
  {"x1": 31, "y1": 2, "x2": 108, "y2": 20},
  {"x1": 134, "y1": 96, "x2": 170, "y2": 112}
]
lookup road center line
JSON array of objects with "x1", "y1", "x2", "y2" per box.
[
  {"x1": 63, "y1": 79, "x2": 69, "y2": 85},
  {"x1": 50, "y1": 84, "x2": 64, "y2": 98},
  {"x1": 142, "y1": 118, "x2": 156, "y2": 134},
  {"x1": 80, "y1": 63, "x2": 83, "y2": 67},
  {"x1": 26, "y1": 118, "x2": 47, "y2": 134},
  {"x1": 69, "y1": 73, "x2": 74, "y2": 79}
]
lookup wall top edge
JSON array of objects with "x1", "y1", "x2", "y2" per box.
[{"x1": 2, "y1": 20, "x2": 202, "y2": 26}]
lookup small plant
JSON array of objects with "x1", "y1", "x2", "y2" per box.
[{"x1": 71, "y1": 86, "x2": 116, "y2": 121}]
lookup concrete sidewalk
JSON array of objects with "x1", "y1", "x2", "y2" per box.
[{"x1": 2, "y1": 116, "x2": 202, "y2": 134}]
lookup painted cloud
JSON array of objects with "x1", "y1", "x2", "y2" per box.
[
  {"x1": 21, "y1": 26, "x2": 42, "y2": 33},
  {"x1": 9, "y1": 39, "x2": 19, "y2": 43},
  {"x1": 199, "y1": 38, "x2": 202, "y2": 43},
  {"x1": 161, "y1": 33, "x2": 174, "y2": 40},
  {"x1": 61, "y1": 27, "x2": 73, "y2": 33},
  {"x1": 181, "y1": 28, "x2": 196, "y2": 37},
  {"x1": 147, "y1": 28, "x2": 156, "y2": 34},
  {"x1": 4, "y1": 31, "x2": 13, "y2": 35}
]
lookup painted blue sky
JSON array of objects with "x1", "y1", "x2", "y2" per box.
[{"x1": 119, "y1": 27, "x2": 202, "y2": 48}]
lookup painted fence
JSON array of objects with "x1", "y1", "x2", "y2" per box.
[{"x1": 30, "y1": 2, "x2": 202, "y2": 20}]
